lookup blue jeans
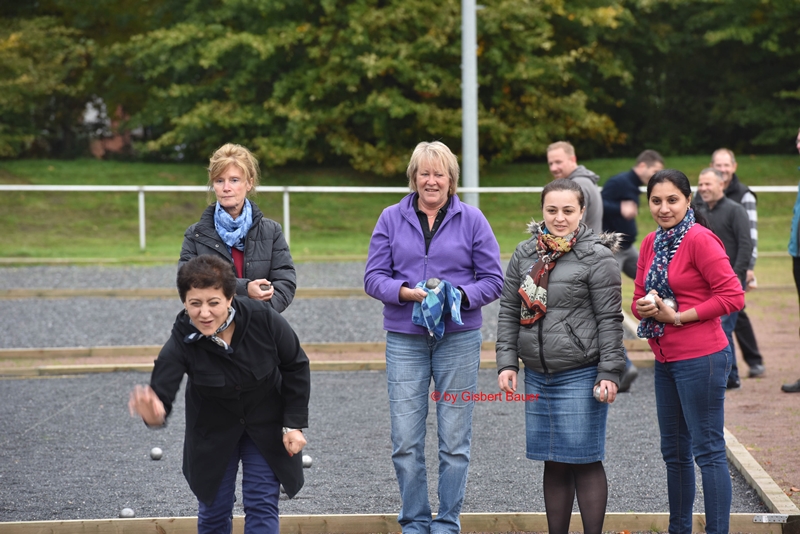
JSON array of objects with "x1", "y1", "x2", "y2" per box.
[
  {"x1": 654, "y1": 349, "x2": 732, "y2": 534},
  {"x1": 386, "y1": 329, "x2": 482, "y2": 534},
  {"x1": 197, "y1": 433, "x2": 281, "y2": 534},
  {"x1": 721, "y1": 311, "x2": 739, "y2": 380}
]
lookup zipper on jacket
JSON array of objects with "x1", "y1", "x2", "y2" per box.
[
  {"x1": 565, "y1": 323, "x2": 587, "y2": 356},
  {"x1": 537, "y1": 320, "x2": 549, "y2": 374}
]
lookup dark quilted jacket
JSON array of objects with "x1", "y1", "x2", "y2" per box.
[
  {"x1": 179, "y1": 203, "x2": 296, "y2": 313},
  {"x1": 496, "y1": 222, "x2": 625, "y2": 386}
]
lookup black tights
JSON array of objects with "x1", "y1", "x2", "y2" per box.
[{"x1": 543, "y1": 460, "x2": 608, "y2": 534}]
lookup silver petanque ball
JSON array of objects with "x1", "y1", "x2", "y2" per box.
[
  {"x1": 662, "y1": 297, "x2": 677, "y2": 311},
  {"x1": 280, "y1": 484, "x2": 286, "y2": 494},
  {"x1": 425, "y1": 278, "x2": 441, "y2": 289},
  {"x1": 119, "y1": 508, "x2": 135, "y2": 518},
  {"x1": 302, "y1": 454, "x2": 312, "y2": 468},
  {"x1": 643, "y1": 293, "x2": 656, "y2": 304},
  {"x1": 150, "y1": 447, "x2": 163, "y2": 460}
]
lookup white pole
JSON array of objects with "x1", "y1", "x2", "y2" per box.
[
  {"x1": 138, "y1": 188, "x2": 146, "y2": 251},
  {"x1": 283, "y1": 188, "x2": 290, "y2": 246},
  {"x1": 461, "y1": 0, "x2": 479, "y2": 208}
]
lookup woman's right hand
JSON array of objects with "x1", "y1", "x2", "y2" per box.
[
  {"x1": 635, "y1": 290, "x2": 659, "y2": 318},
  {"x1": 128, "y1": 385, "x2": 166, "y2": 426},
  {"x1": 498, "y1": 369, "x2": 518, "y2": 393},
  {"x1": 399, "y1": 286, "x2": 427, "y2": 303}
]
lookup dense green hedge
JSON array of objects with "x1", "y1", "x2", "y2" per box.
[{"x1": 1, "y1": 0, "x2": 798, "y2": 171}]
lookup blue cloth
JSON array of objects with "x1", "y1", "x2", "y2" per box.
[
  {"x1": 197, "y1": 433, "x2": 280, "y2": 534},
  {"x1": 214, "y1": 199, "x2": 253, "y2": 252},
  {"x1": 654, "y1": 348, "x2": 732, "y2": 534},
  {"x1": 523, "y1": 365, "x2": 607, "y2": 463},
  {"x1": 411, "y1": 279, "x2": 463, "y2": 340},
  {"x1": 385, "y1": 329, "x2": 482, "y2": 534},
  {"x1": 789, "y1": 179, "x2": 800, "y2": 257}
]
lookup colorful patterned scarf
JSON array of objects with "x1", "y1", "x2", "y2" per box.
[
  {"x1": 637, "y1": 209, "x2": 695, "y2": 338},
  {"x1": 184, "y1": 306, "x2": 236, "y2": 354},
  {"x1": 214, "y1": 199, "x2": 253, "y2": 253},
  {"x1": 519, "y1": 225, "x2": 578, "y2": 325}
]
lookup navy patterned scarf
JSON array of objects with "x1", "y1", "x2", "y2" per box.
[
  {"x1": 184, "y1": 307, "x2": 236, "y2": 354},
  {"x1": 637, "y1": 209, "x2": 695, "y2": 338}
]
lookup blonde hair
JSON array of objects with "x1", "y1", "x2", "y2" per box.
[
  {"x1": 406, "y1": 141, "x2": 459, "y2": 195},
  {"x1": 546, "y1": 141, "x2": 576, "y2": 157},
  {"x1": 207, "y1": 143, "x2": 260, "y2": 202}
]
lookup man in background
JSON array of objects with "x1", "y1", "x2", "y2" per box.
[
  {"x1": 546, "y1": 141, "x2": 603, "y2": 234},
  {"x1": 695, "y1": 148, "x2": 766, "y2": 384},
  {"x1": 696, "y1": 168, "x2": 753, "y2": 390},
  {"x1": 601, "y1": 150, "x2": 664, "y2": 279}
]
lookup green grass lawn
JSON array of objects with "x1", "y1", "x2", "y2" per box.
[{"x1": 1, "y1": 154, "x2": 798, "y2": 262}]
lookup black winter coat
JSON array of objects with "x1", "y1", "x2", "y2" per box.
[
  {"x1": 149, "y1": 296, "x2": 310, "y2": 504},
  {"x1": 180, "y1": 203, "x2": 296, "y2": 313}
]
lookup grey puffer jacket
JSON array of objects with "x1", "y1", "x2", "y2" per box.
[
  {"x1": 496, "y1": 222, "x2": 625, "y2": 386},
  {"x1": 179, "y1": 203, "x2": 296, "y2": 313}
]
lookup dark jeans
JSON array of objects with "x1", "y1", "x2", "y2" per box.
[
  {"x1": 794, "y1": 257, "x2": 800, "y2": 313},
  {"x1": 654, "y1": 348, "x2": 732, "y2": 534}
]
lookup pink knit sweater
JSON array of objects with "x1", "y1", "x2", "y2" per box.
[{"x1": 632, "y1": 224, "x2": 745, "y2": 362}]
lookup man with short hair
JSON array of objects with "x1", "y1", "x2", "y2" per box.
[
  {"x1": 546, "y1": 141, "x2": 603, "y2": 233},
  {"x1": 601, "y1": 150, "x2": 665, "y2": 279},
  {"x1": 694, "y1": 148, "x2": 765, "y2": 386},
  {"x1": 696, "y1": 168, "x2": 753, "y2": 390}
]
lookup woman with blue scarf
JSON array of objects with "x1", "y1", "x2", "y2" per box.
[
  {"x1": 180, "y1": 144, "x2": 296, "y2": 313},
  {"x1": 632, "y1": 169, "x2": 744, "y2": 534}
]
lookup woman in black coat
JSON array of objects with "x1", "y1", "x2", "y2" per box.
[
  {"x1": 180, "y1": 143, "x2": 296, "y2": 313},
  {"x1": 129, "y1": 255, "x2": 310, "y2": 533}
]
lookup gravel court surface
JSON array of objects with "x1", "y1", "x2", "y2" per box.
[{"x1": 0, "y1": 367, "x2": 767, "y2": 522}]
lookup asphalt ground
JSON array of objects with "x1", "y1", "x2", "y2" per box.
[{"x1": 0, "y1": 264, "x2": 770, "y2": 522}]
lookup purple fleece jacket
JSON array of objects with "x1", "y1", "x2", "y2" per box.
[{"x1": 364, "y1": 193, "x2": 504, "y2": 335}]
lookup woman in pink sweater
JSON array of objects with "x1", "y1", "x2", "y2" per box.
[{"x1": 632, "y1": 169, "x2": 744, "y2": 534}]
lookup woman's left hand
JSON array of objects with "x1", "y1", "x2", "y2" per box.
[
  {"x1": 594, "y1": 380, "x2": 619, "y2": 404},
  {"x1": 283, "y1": 430, "x2": 306, "y2": 457}
]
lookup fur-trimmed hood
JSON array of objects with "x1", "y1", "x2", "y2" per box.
[{"x1": 525, "y1": 219, "x2": 623, "y2": 254}]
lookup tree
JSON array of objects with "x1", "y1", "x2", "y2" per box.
[{"x1": 108, "y1": 0, "x2": 630, "y2": 173}]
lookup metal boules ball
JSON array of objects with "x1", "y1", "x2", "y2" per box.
[
  {"x1": 150, "y1": 447, "x2": 163, "y2": 460},
  {"x1": 643, "y1": 293, "x2": 656, "y2": 304},
  {"x1": 661, "y1": 297, "x2": 678, "y2": 311},
  {"x1": 259, "y1": 283, "x2": 271, "y2": 291},
  {"x1": 302, "y1": 454, "x2": 312, "y2": 468},
  {"x1": 425, "y1": 278, "x2": 441, "y2": 289},
  {"x1": 280, "y1": 484, "x2": 286, "y2": 494},
  {"x1": 119, "y1": 508, "x2": 135, "y2": 518}
]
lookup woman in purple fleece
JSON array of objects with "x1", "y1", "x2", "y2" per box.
[{"x1": 364, "y1": 141, "x2": 504, "y2": 534}]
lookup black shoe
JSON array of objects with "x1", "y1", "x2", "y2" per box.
[
  {"x1": 748, "y1": 364, "x2": 766, "y2": 378},
  {"x1": 781, "y1": 379, "x2": 800, "y2": 393},
  {"x1": 618, "y1": 365, "x2": 639, "y2": 393},
  {"x1": 726, "y1": 375, "x2": 741, "y2": 390}
]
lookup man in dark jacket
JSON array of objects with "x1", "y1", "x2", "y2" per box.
[
  {"x1": 601, "y1": 150, "x2": 664, "y2": 280},
  {"x1": 696, "y1": 168, "x2": 753, "y2": 390},
  {"x1": 694, "y1": 149, "x2": 765, "y2": 383}
]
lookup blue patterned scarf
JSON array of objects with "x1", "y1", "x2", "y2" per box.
[
  {"x1": 214, "y1": 199, "x2": 253, "y2": 252},
  {"x1": 411, "y1": 279, "x2": 463, "y2": 340},
  {"x1": 637, "y1": 209, "x2": 695, "y2": 338}
]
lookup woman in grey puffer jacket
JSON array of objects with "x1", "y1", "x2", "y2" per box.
[{"x1": 496, "y1": 179, "x2": 625, "y2": 534}]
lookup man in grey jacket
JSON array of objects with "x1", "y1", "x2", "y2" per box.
[
  {"x1": 546, "y1": 141, "x2": 603, "y2": 234},
  {"x1": 696, "y1": 168, "x2": 753, "y2": 390}
]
